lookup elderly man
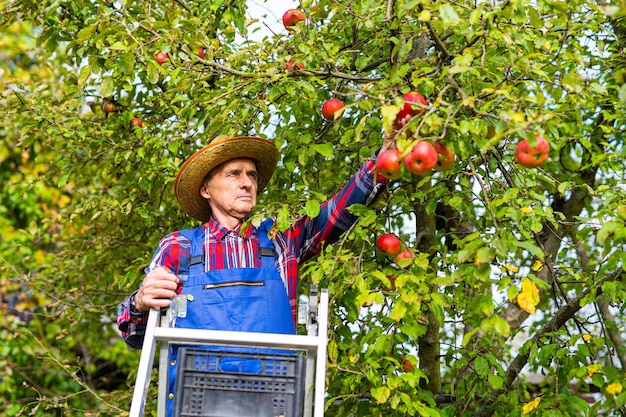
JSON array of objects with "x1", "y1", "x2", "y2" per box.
[{"x1": 117, "y1": 134, "x2": 393, "y2": 415}]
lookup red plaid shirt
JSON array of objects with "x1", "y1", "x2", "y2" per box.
[{"x1": 117, "y1": 156, "x2": 387, "y2": 348}]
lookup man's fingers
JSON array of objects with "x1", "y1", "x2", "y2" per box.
[
  {"x1": 146, "y1": 267, "x2": 179, "y2": 283},
  {"x1": 146, "y1": 298, "x2": 173, "y2": 309},
  {"x1": 143, "y1": 287, "x2": 178, "y2": 299}
]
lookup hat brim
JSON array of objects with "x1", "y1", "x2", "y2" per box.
[{"x1": 174, "y1": 136, "x2": 278, "y2": 222}]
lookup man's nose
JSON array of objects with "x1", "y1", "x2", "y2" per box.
[{"x1": 240, "y1": 175, "x2": 253, "y2": 188}]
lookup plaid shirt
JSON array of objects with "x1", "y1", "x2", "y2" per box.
[{"x1": 117, "y1": 156, "x2": 387, "y2": 348}]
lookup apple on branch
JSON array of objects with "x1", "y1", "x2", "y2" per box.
[
  {"x1": 434, "y1": 142, "x2": 455, "y2": 171},
  {"x1": 376, "y1": 233, "x2": 403, "y2": 258},
  {"x1": 154, "y1": 51, "x2": 169, "y2": 65},
  {"x1": 397, "y1": 91, "x2": 428, "y2": 120},
  {"x1": 131, "y1": 117, "x2": 143, "y2": 128},
  {"x1": 285, "y1": 60, "x2": 305, "y2": 70},
  {"x1": 516, "y1": 135, "x2": 550, "y2": 168},
  {"x1": 101, "y1": 99, "x2": 119, "y2": 115},
  {"x1": 404, "y1": 141, "x2": 438, "y2": 175},
  {"x1": 376, "y1": 148, "x2": 403, "y2": 180},
  {"x1": 321, "y1": 98, "x2": 345, "y2": 121},
  {"x1": 394, "y1": 248, "x2": 414, "y2": 268},
  {"x1": 282, "y1": 9, "x2": 306, "y2": 31}
]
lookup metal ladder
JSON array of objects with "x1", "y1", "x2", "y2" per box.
[{"x1": 129, "y1": 286, "x2": 329, "y2": 417}]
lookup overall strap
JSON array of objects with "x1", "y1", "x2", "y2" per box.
[
  {"x1": 176, "y1": 227, "x2": 204, "y2": 280},
  {"x1": 257, "y1": 218, "x2": 277, "y2": 268}
]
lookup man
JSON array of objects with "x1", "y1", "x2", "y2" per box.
[{"x1": 117, "y1": 134, "x2": 393, "y2": 415}]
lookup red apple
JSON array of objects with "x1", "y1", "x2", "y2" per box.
[
  {"x1": 282, "y1": 9, "x2": 306, "y2": 31},
  {"x1": 395, "y1": 248, "x2": 414, "y2": 266},
  {"x1": 376, "y1": 233, "x2": 403, "y2": 257},
  {"x1": 131, "y1": 117, "x2": 143, "y2": 128},
  {"x1": 154, "y1": 51, "x2": 169, "y2": 65},
  {"x1": 434, "y1": 142, "x2": 455, "y2": 171},
  {"x1": 403, "y1": 141, "x2": 438, "y2": 175},
  {"x1": 376, "y1": 148, "x2": 403, "y2": 180},
  {"x1": 516, "y1": 135, "x2": 550, "y2": 168},
  {"x1": 397, "y1": 91, "x2": 428, "y2": 120},
  {"x1": 285, "y1": 60, "x2": 305, "y2": 70},
  {"x1": 321, "y1": 98, "x2": 345, "y2": 121}
]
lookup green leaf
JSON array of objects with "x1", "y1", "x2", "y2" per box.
[
  {"x1": 475, "y1": 356, "x2": 489, "y2": 376},
  {"x1": 276, "y1": 205, "x2": 291, "y2": 231},
  {"x1": 109, "y1": 41, "x2": 127, "y2": 51},
  {"x1": 304, "y1": 199, "x2": 320, "y2": 218},
  {"x1": 481, "y1": 315, "x2": 511, "y2": 338},
  {"x1": 449, "y1": 65, "x2": 472, "y2": 74},
  {"x1": 390, "y1": 301, "x2": 407, "y2": 321},
  {"x1": 381, "y1": 105, "x2": 400, "y2": 135},
  {"x1": 476, "y1": 246, "x2": 495, "y2": 264},
  {"x1": 515, "y1": 240, "x2": 545, "y2": 260},
  {"x1": 78, "y1": 65, "x2": 91, "y2": 89},
  {"x1": 371, "y1": 386, "x2": 390, "y2": 404},
  {"x1": 76, "y1": 24, "x2": 96, "y2": 44},
  {"x1": 430, "y1": 292, "x2": 449, "y2": 307},
  {"x1": 597, "y1": 221, "x2": 621, "y2": 246},
  {"x1": 354, "y1": 115, "x2": 367, "y2": 143},
  {"x1": 147, "y1": 60, "x2": 160, "y2": 84},
  {"x1": 98, "y1": 77, "x2": 115, "y2": 98},
  {"x1": 311, "y1": 143, "x2": 334, "y2": 158},
  {"x1": 439, "y1": 4, "x2": 460, "y2": 28},
  {"x1": 488, "y1": 373, "x2": 504, "y2": 389}
]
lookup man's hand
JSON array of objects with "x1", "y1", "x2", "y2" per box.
[
  {"x1": 380, "y1": 114, "x2": 412, "y2": 154},
  {"x1": 133, "y1": 267, "x2": 180, "y2": 312}
]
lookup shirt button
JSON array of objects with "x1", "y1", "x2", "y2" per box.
[
  {"x1": 171, "y1": 359, "x2": 176, "y2": 366},
  {"x1": 169, "y1": 393, "x2": 174, "y2": 400}
]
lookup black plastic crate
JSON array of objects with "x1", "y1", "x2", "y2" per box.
[{"x1": 174, "y1": 347, "x2": 306, "y2": 417}]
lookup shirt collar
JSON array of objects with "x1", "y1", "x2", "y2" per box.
[{"x1": 205, "y1": 217, "x2": 256, "y2": 240}]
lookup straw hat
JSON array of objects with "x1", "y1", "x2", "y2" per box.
[{"x1": 174, "y1": 136, "x2": 279, "y2": 222}]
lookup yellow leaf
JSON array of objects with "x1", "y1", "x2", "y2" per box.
[
  {"x1": 504, "y1": 264, "x2": 519, "y2": 273},
  {"x1": 521, "y1": 207, "x2": 533, "y2": 213},
  {"x1": 511, "y1": 112, "x2": 525, "y2": 123},
  {"x1": 517, "y1": 277, "x2": 540, "y2": 314},
  {"x1": 522, "y1": 397, "x2": 541, "y2": 414},
  {"x1": 607, "y1": 382, "x2": 623, "y2": 395},
  {"x1": 586, "y1": 363, "x2": 602, "y2": 378},
  {"x1": 582, "y1": 333, "x2": 592, "y2": 342},
  {"x1": 531, "y1": 260, "x2": 543, "y2": 271}
]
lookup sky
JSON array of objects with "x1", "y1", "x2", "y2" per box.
[{"x1": 246, "y1": 0, "x2": 299, "y2": 39}]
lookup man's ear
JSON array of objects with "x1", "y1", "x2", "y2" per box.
[{"x1": 200, "y1": 183, "x2": 211, "y2": 200}]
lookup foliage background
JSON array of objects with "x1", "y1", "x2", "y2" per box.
[{"x1": 1, "y1": 0, "x2": 625, "y2": 416}]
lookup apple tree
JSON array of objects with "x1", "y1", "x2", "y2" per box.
[{"x1": 1, "y1": 0, "x2": 625, "y2": 416}]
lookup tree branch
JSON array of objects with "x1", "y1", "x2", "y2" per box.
[{"x1": 425, "y1": 21, "x2": 451, "y2": 60}]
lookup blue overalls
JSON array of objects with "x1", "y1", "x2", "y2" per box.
[{"x1": 166, "y1": 219, "x2": 296, "y2": 416}]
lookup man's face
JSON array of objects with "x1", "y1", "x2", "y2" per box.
[{"x1": 200, "y1": 158, "x2": 258, "y2": 226}]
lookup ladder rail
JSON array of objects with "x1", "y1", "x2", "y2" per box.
[
  {"x1": 152, "y1": 327, "x2": 321, "y2": 348},
  {"x1": 129, "y1": 307, "x2": 160, "y2": 417},
  {"x1": 314, "y1": 289, "x2": 329, "y2": 417}
]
